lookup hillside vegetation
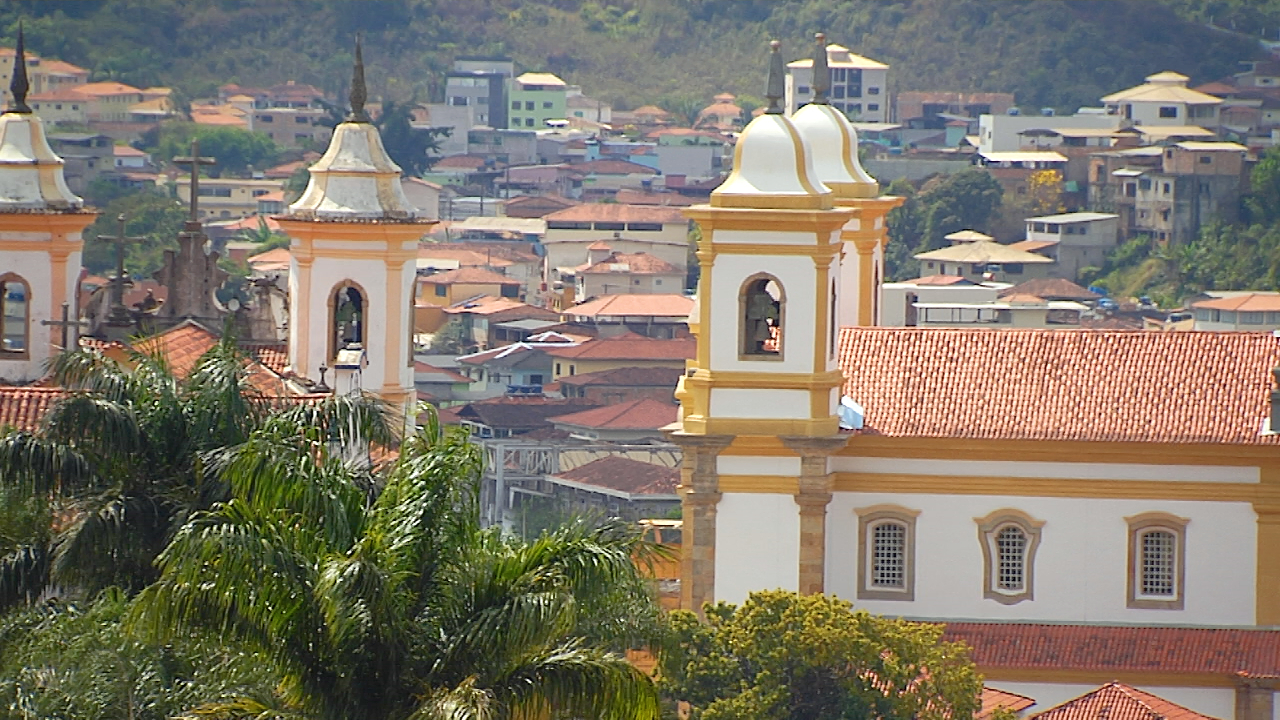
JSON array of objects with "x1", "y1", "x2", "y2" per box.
[{"x1": 0, "y1": 0, "x2": 1271, "y2": 111}]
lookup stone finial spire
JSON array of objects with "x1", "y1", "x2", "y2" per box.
[
  {"x1": 348, "y1": 34, "x2": 370, "y2": 123},
  {"x1": 9, "y1": 22, "x2": 31, "y2": 114},
  {"x1": 810, "y1": 32, "x2": 830, "y2": 105},
  {"x1": 765, "y1": 40, "x2": 785, "y2": 114}
]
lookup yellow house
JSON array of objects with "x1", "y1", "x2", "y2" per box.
[
  {"x1": 176, "y1": 176, "x2": 285, "y2": 221},
  {"x1": 546, "y1": 331, "x2": 694, "y2": 379},
  {"x1": 417, "y1": 267, "x2": 521, "y2": 307}
]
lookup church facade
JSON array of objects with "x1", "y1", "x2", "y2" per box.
[{"x1": 670, "y1": 38, "x2": 1280, "y2": 720}]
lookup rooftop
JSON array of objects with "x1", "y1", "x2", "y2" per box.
[
  {"x1": 914, "y1": 239, "x2": 1055, "y2": 265},
  {"x1": 787, "y1": 43, "x2": 889, "y2": 70},
  {"x1": 421, "y1": 267, "x2": 520, "y2": 286},
  {"x1": 1026, "y1": 212, "x2": 1119, "y2": 223},
  {"x1": 579, "y1": 251, "x2": 682, "y2": 275},
  {"x1": 549, "y1": 397, "x2": 677, "y2": 431},
  {"x1": 551, "y1": 455, "x2": 680, "y2": 496},
  {"x1": 838, "y1": 327, "x2": 1280, "y2": 445},
  {"x1": 1029, "y1": 683, "x2": 1217, "y2": 720},
  {"x1": 544, "y1": 203, "x2": 687, "y2": 224},
  {"x1": 0, "y1": 387, "x2": 68, "y2": 431},
  {"x1": 565, "y1": 294, "x2": 695, "y2": 319},
  {"x1": 557, "y1": 366, "x2": 684, "y2": 388},
  {"x1": 545, "y1": 332, "x2": 695, "y2": 361},
  {"x1": 998, "y1": 277, "x2": 1101, "y2": 302},
  {"x1": 1190, "y1": 292, "x2": 1280, "y2": 313}
]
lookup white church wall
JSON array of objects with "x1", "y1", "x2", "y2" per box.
[
  {"x1": 831, "y1": 456, "x2": 1261, "y2": 483},
  {"x1": 298, "y1": 256, "x2": 390, "y2": 390},
  {"x1": 716, "y1": 492, "x2": 800, "y2": 604},
  {"x1": 710, "y1": 388, "x2": 811, "y2": 419},
  {"x1": 718, "y1": 455, "x2": 803, "y2": 476},
  {"x1": 707, "y1": 253, "x2": 824, "y2": 374},
  {"x1": 990, "y1": 682, "x2": 1236, "y2": 720},
  {"x1": 825, "y1": 492, "x2": 1257, "y2": 626},
  {"x1": 0, "y1": 249, "x2": 55, "y2": 382}
]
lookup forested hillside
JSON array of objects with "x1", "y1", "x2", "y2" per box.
[{"x1": 0, "y1": 0, "x2": 1273, "y2": 111}]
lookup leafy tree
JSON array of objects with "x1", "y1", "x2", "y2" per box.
[
  {"x1": 0, "y1": 589, "x2": 277, "y2": 720},
  {"x1": 0, "y1": 336, "x2": 395, "y2": 609},
  {"x1": 920, "y1": 169, "x2": 1003, "y2": 251},
  {"x1": 145, "y1": 122, "x2": 281, "y2": 176},
  {"x1": 81, "y1": 188, "x2": 187, "y2": 277},
  {"x1": 883, "y1": 177, "x2": 922, "y2": 280},
  {"x1": 431, "y1": 317, "x2": 473, "y2": 355},
  {"x1": 1246, "y1": 146, "x2": 1280, "y2": 225},
  {"x1": 1026, "y1": 169, "x2": 1065, "y2": 216},
  {"x1": 131, "y1": 415, "x2": 662, "y2": 720},
  {"x1": 661, "y1": 591, "x2": 983, "y2": 720},
  {"x1": 374, "y1": 100, "x2": 450, "y2": 177}
]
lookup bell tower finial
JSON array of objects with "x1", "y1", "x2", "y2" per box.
[
  {"x1": 811, "y1": 32, "x2": 830, "y2": 105},
  {"x1": 765, "y1": 40, "x2": 785, "y2": 114},
  {"x1": 9, "y1": 22, "x2": 31, "y2": 114},
  {"x1": 348, "y1": 33, "x2": 369, "y2": 123}
]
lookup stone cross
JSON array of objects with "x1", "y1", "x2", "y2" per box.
[
  {"x1": 40, "y1": 302, "x2": 88, "y2": 351},
  {"x1": 97, "y1": 214, "x2": 144, "y2": 326},
  {"x1": 173, "y1": 139, "x2": 217, "y2": 226}
]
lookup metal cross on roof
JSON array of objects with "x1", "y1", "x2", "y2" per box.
[
  {"x1": 97, "y1": 213, "x2": 145, "y2": 326},
  {"x1": 40, "y1": 302, "x2": 88, "y2": 352},
  {"x1": 173, "y1": 138, "x2": 217, "y2": 227}
]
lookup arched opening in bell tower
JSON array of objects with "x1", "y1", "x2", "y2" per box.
[
  {"x1": 329, "y1": 281, "x2": 367, "y2": 360},
  {"x1": 0, "y1": 274, "x2": 31, "y2": 358},
  {"x1": 739, "y1": 274, "x2": 784, "y2": 359}
]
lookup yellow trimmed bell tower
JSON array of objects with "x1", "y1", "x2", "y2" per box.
[
  {"x1": 0, "y1": 29, "x2": 96, "y2": 383},
  {"x1": 791, "y1": 33, "x2": 903, "y2": 328},
  {"x1": 276, "y1": 39, "x2": 430, "y2": 412}
]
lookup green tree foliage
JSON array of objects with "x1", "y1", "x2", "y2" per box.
[
  {"x1": 660, "y1": 590, "x2": 983, "y2": 720},
  {"x1": 130, "y1": 416, "x2": 662, "y2": 720},
  {"x1": 0, "y1": 336, "x2": 395, "y2": 609},
  {"x1": 1246, "y1": 146, "x2": 1280, "y2": 225},
  {"x1": 881, "y1": 171, "x2": 1003, "y2": 280},
  {"x1": 373, "y1": 100, "x2": 450, "y2": 176},
  {"x1": 0, "y1": 589, "x2": 277, "y2": 720},
  {"x1": 883, "y1": 178, "x2": 922, "y2": 281},
  {"x1": 144, "y1": 122, "x2": 281, "y2": 176},
  {"x1": 81, "y1": 189, "x2": 187, "y2": 277}
]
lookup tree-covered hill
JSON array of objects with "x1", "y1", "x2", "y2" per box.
[{"x1": 0, "y1": 0, "x2": 1273, "y2": 112}]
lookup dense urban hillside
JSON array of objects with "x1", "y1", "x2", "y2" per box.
[{"x1": 0, "y1": 0, "x2": 1273, "y2": 111}]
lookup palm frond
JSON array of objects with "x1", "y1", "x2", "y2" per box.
[
  {"x1": 408, "y1": 677, "x2": 495, "y2": 720},
  {"x1": 0, "y1": 430, "x2": 95, "y2": 490},
  {"x1": 51, "y1": 491, "x2": 169, "y2": 592},
  {"x1": 0, "y1": 543, "x2": 50, "y2": 611},
  {"x1": 40, "y1": 395, "x2": 149, "y2": 460},
  {"x1": 480, "y1": 642, "x2": 659, "y2": 720}
]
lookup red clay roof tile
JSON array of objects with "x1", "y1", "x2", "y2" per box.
[
  {"x1": 1030, "y1": 683, "x2": 1219, "y2": 720},
  {"x1": 565, "y1": 294, "x2": 694, "y2": 318},
  {"x1": 545, "y1": 333, "x2": 695, "y2": 361},
  {"x1": 579, "y1": 252, "x2": 682, "y2": 275},
  {"x1": 839, "y1": 328, "x2": 1280, "y2": 445},
  {"x1": 422, "y1": 267, "x2": 519, "y2": 286},
  {"x1": 553, "y1": 455, "x2": 679, "y2": 495},
  {"x1": 0, "y1": 387, "x2": 68, "y2": 431},
  {"x1": 548, "y1": 397, "x2": 677, "y2": 430},
  {"x1": 544, "y1": 203, "x2": 686, "y2": 224},
  {"x1": 980, "y1": 687, "x2": 1037, "y2": 720}
]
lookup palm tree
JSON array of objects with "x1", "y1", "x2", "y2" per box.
[
  {"x1": 131, "y1": 414, "x2": 662, "y2": 720},
  {"x1": 0, "y1": 335, "x2": 395, "y2": 608}
]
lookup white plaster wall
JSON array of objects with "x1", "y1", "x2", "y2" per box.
[
  {"x1": 824, "y1": 492, "x2": 1257, "y2": 626},
  {"x1": 991, "y1": 682, "x2": 1235, "y2": 720},
  {"x1": 708, "y1": 254, "x2": 821, "y2": 374},
  {"x1": 718, "y1": 455, "x2": 803, "y2": 476},
  {"x1": 300, "y1": 257, "x2": 390, "y2": 391},
  {"x1": 710, "y1": 388, "x2": 810, "y2": 420},
  {"x1": 832, "y1": 456, "x2": 1260, "y2": 483},
  {"x1": 0, "y1": 249, "x2": 54, "y2": 383},
  {"x1": 716, "y1": 492, "x2": 799, "y2": 604},
  {"x1": 712, "y1": 228, "x2": 823, "y2": 247}
]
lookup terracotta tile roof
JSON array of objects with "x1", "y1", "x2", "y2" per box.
[
  {"x1": 942, "y1": 622, "x2": 1280, "y2": 678},
  {"x1": 37, "y1": 59, "x2": 89, "y2": 76},
  {"x1": 838, "y1": 327, "x2": 1280, "y2": 444},
  {"x1": 979, "y1": 687, "x2": 1036, "y2": 720},
  {"x1": 453, "y1": 397, "x2": 603, "y2": 432},
  {"x1": 1191, "y1": 293, "x2": 1280, "y2": 313},
  {"x1": 245, "y1": 343, "x2": 289, "y2": 375},
  {"x1": 421, "y1": 242, "x2": 540, "y2": 265},
  {"x1": 573, "y1": 159, "x2": 660, "y2": 176},
  {"x1": 565, "y1": 294, "x2": 694, "y2": 319},
  {"x1": 1030, "y1": 684, "x2": 1218, "y2": 720},
  {"x1": 545, "y1": 332, "x2": 695, "y2": 361},
  {"x1": 129, "y1": 321, "x2": 293, "y2": 395},
  {"x1": 553, "y1": 455, "x2": 679, "y2": 495},
  {"x1": 421, "y1": 267, "x2": 519, "y2": 286},
  {"x1": 433, "y1": 155, "x2": 490, "y2": 170},
  {"x1": 587, "y1": 240, "x2": 613, "y2": 251},
  {"x1": 549, "y1": 397, "x2": 677, "y2": 430},
  {"x1": 1000, "y1": 278, "x2": 1102, "y2": 302},
  {"x1": 544, "y1": 203, "x2": 686, "y2": 224},
  {"x1": 74, "y1": 81, "x2": 143, "y2": 96},
  {"x1": 902, "y1": 274, "x2": 973, "y2": 287},
  {"x1": 1009, "y1": 239, "x2": 1059, "y2": 254},
  {"x1": 613, "y1": 188, "x2": 700, "y2": 206},
  {"x1": 247, "y1": 247, "x2": 291, "y2": 266},
  {"x1": 579, "y1": 252, "x2": 682, "y2": 275},
  {"x1": 0, "y1": 387, "x2": 68, "y2": 431},
  {"x1": 29, "y1": 88, "x2": 91, "y2": 102},
  {"x1": 558, "y1": 366, "x2": 683, "y2": 388}
]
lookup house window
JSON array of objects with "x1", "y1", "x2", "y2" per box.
[
  {"x1": 329, "y1": 282, "x2": 366, "y2": 360},
  {"x1": 524, "y1": 101, "x2": 534, "y2": 111},
  {"x1": 739, "y1": 274, "x2": 784, "y2": 359},
  {"x1": 0, "y1": 274, "x2": 30, "y2": 357},
  {"x1": 500, "y1": 284, "x2": 518, "y2": 298},
  {"x1": 976, "y1": 509, "x2": 1045, "y2": 604},
  {"x1": 867, "y1": 103, "x2": 880, "y2": 112},
  {"x1": 543, "y1": 101, "x2": 552, "y2": 109},
  {"x1": 1126, "y1": 512, "x2": 1188, "y2": 610},
  {"x1": 511, "y1": 101, "x2": 520, "y2": 110},
  {"x1": 868, "y1": 87, "x2": 880, "y2": 95},
  {"x1": 856, "y1": 505, "x2": 919, "y2": 601},
  {"x1": 434, "y1": 284, "x2": 446, "y2": 297},
  {"x1": 1159, "y1": 106, "x2": 1178, "y2": 118},
  {"x1": 525, "y1": 118, "x2": 534, "y2": 127},
  {"x1": 529, "y1": 374, "x2": 544, "y2": 385},
  {"x1": 1200, "y1": 155, "x2": 1212, "y2": 164},
  {"x1": 555, "y1": 363, "x2": 562, "y2": 375}
]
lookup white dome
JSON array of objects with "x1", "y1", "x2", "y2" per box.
[
  {"x1": 287, "y1": 121, "x2": 418, "y2": 219},
  {"x1": 711, "y1": 113, "x2": 831, "y2": 210},
  {"x1": 791, "y1": 103, "x2": 879, "y2": 199},
  {"x1": 0, "y1": 112, "x2": 83, "y2": 210}
]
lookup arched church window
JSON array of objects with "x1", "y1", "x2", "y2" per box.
[
  {"x1": 739, "y1": 275, "x2": 784, "y2": 359},
  {"x1": 856, "y1": 504, "x2": 919, "y2": 601},
  {"x1": 0, "y1": 274, "x2": 30, "y2": 359},
  {"x1": 976, "y1": 508, "x2": 1044, "y2": 605},
  {"x1": 330, "y1": 282, "x2": 366, "y2": 359},
  {"x1": 1125, "y1": 512, "x2": 1188, "y2": 610}
]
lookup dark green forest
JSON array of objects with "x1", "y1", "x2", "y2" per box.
[{"x1": 0, "y1": 0, "x2": 1275, "y2": 112}]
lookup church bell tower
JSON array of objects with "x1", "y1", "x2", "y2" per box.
[{"x1": 276, "y1": 39, "x2": 428, "y2": 411}]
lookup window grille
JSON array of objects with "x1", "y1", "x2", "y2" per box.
[
  {"x1": 996, "y1": 525, "x2": 1026, "y2": 591},
  {"x1": 1141, "y1": 530, "x2": 1176, "y2": 596},
  {"x1": 871, "y1": 522, "x2": 906, "y2": 588}
]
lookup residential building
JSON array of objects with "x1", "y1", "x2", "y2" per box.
[
  {"x1": 542, "y1": 204, "x2": 690, "y2": 282},
  {"x1": 574, "y1": 251, "x2": 685, "y2": 299},
  {"x1": 445, "y1": 56, "x2": 514, "y2": 129},
  {"x1": 28, "y1": 88, "x2": 89, "y2": 125},
  {"x1": 0, "y1": 48, "x2": 88, "y2": 108},
  {"x1": 560, "y1": 294, "x2": 694, "y2": 339},
  {"x1": 454, "y1": 333, "x2": 583, "y2": 400},
  {"x1": 45, "y1": 133, "x2": 113, "y2": 193},
  {"x1": 974, "y1": 150, "x2": 1069, "y2": 194},
  {"x1": 557, "y1": 366, "x2": 684, "y2": 403},
  {"x1": 1102, "y1": 71, "x2": 1222, "y2": 128},
  {"x1": 508, "y1": 72, "x2": 567, "y2": 130},
  {"x1": 880, "y1": 275, "x2": 1007, "y2": 327},
  {"x1": 548, "y1": 398, "x2": 678, "y2": 443},
  {"x1": 112, "y1": 144, "x2": 150, "y2": 169},
  {"x1": 248, "y1": 105, "x2": 329, "y2": 149},
  {"x1": 1189, "y1": 293, "x2": 1280, "y2": 331},
  {"x1": 175, "y1": 176, "x2": 285, "y2": 221},
  {"x1": 401, "y1": 177, "x2": 442, "y2": 220},
  {"x1": 785, "y1": 43, "x2": 890, "y2": 122},
  {"x1": 566, "y1": 87, "x2": 611, "y2": 124},
  {"x1": 908, "y1": 293, "x2": 1088, "y2": 329},
  {"x1": 545, "y1": 332, "x2": 694, "y2": 380},
  {"x1": 503, "y1": 194, "x2": 577, "y2": 219},
  {"x1": 897, "y1": 91, "x2": 1016, "y2": 130},
  {"x1": 445, "y1": 395, "x2": 603, "y2": 438},
  {"x1": 977, "y1": 113, "x2": 1119, "y2": 154},
  {"x1": 417, "y1": 267, "x2": 522, "y2": 307},
  {"x1": 914, "y1": 239, "x2": 1056, "y2": 283},
  {"x1": 467, "y1": 127, "x2": 538, "y2": 165},
  {"x1": 439, "y1": 296, "x2": 559, "y2": 350},
  {"x1": 695, "y1": 93, "x2": 744, "y2": 131},
  {"x1": 539, "y1": 455, "x2": 681, "y2": 521},
  {"x1": 413, "y1": 361, "x2": 475, "y2": 407},
  {"x1": 1019, "y1": 212, "x2": 1121, "y2": 280}
]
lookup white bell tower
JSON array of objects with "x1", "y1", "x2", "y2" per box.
[{"x1": 276, "y1": 39, "x2": 429, "y2": 412}]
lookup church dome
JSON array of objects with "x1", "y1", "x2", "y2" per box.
[
  {"x1": 285, "y1": 121, "x2": 418, "y2": 220},
  {"x1": 792, "y1": 103, "x2": 879, "y2": 199},
  {"x1": 0, "y1": 109, "x2": 82, "y2": 211}
]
